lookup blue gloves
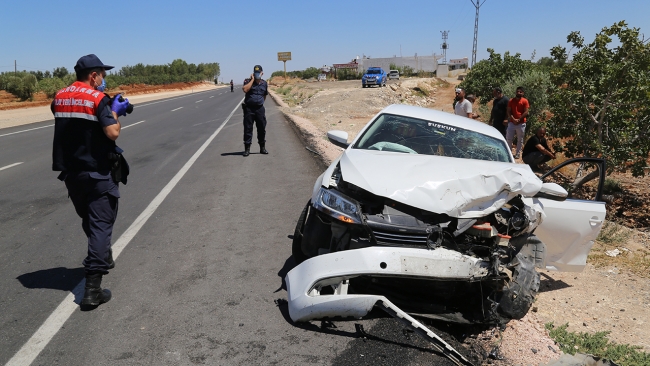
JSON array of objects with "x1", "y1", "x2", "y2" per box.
[{"x1": 111, "y1": 94, "x2": 130, "y2": 117}]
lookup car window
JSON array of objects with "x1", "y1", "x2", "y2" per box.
[
  {"x1": 366, "y1": 70, "x2": 380, "y2": 74},
  {"x1": 353, "y1": 113, "x2": 511, "y2": 162}
]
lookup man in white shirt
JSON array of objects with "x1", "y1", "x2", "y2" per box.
[{"x1": 454, "y1": 88, "x2": 472, "y2": 118}]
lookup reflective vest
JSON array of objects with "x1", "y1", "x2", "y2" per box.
[{"x1": 52, "y1": 81, "x2": 115, "y2": 172}]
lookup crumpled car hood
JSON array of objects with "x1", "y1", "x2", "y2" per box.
[{"x1": 338, "y1": 149, "x2": 543, "y2": 218}]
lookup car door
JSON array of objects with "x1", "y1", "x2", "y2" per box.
[{"x1": 532, "y1": 158, "x2": 607, "y2": 272}]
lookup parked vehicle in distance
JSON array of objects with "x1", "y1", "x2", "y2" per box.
[
  {"x1": 362, "y1": 67, "x2": 386, "y2": 88},
  {"x1": 388, "y1": 70, "x2": 400, "y2": 80}
]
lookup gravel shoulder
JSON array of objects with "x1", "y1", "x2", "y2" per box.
[{"x1": 268, "y1": 77, "x2": 650, "y2": 365}]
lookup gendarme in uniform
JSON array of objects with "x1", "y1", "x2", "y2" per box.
[
  {"x1": 51, "y1": 54, "x2": 130, "y2": 307},
  {"x1": 241, "y1": 64, "x2": 269, "y2": 156}
]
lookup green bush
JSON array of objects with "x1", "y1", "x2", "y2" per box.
[
  {"x1": 2, "y1": 73, "x2": 39, "y2": 100},
  {"x1": 38, "y1": 77, "x2": 66, "y2": 98},
  {"x1": 546, "y1": 323, "x2": 650, "y2": 366},
  {"x1": 603, "y1": 178, "x2": 624, "y2": 195}
]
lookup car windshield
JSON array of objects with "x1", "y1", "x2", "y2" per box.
[
  {"x1": 353, "y1": 113, "x2": 511, "y2": 162},
  {"x1": 366, "y1": 69, "x2": 381, "y2": 74}
]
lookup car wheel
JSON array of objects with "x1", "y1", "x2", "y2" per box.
[{"x1": 291, "y1": 201, "x2": 310, "y2": 264}]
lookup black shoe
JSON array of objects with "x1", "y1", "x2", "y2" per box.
[
  {"x1": 107, "y1": 249, "x2": 115, "y2": 269},
  {"x1": 260, "y1": 144, "x2": 268, "y2": 155},
  {"x1": 82, "y1": 273, "x2": 112, "y2": 306},
  {"x1": 243, "y1": 144, "x2": 251, "y2": 157}
]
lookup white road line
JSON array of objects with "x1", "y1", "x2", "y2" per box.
[
  {"x1": 0, "y1": 162, "x2": 23, "y2": 171},
  {"x1": 209, "y1": 96, "x2": 214, "y2": 98},
  {"x1": 171, "y1": 107, "x2": 183, "y2": 112},
  {"x1": 0, "y1": 124, "x2": 53, "y2": 138},
  {"x1": 121, "y1": 120, "x2": 145, "y2": 130},
  {"x1": 4, "y1": 98, "x2": 245, "y2": 366},
  {"x1": 135, "y1": 89, "x2": 216, "y2": 108},
  {"x1": 195, "y1": 100, "x2": 203, "y2": 103}
]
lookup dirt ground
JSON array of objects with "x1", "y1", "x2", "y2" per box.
[{"x1": 268, "y1": 76, "x2": 650, "y2": 365}]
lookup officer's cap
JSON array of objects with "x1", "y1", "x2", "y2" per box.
[
  {"x1": 253, "y1": 65, "x2": 263, "y2": 78},
  {"x1": 74, "y1": 54, "x2": 114, "y2": 73}
]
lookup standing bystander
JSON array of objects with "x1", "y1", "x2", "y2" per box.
[
  {"x1": 454, "y1": 88, "x2": 473, "y2": 118},
  {"x1": 506, "y1": 86, "x2": 530, "y2": 158},
  {"x1": 489, "y1": 87, "x2": 509, "y2": 137}
]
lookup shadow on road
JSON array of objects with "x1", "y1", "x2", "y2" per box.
[
  {"x1": 17, "y1": 267, "x2": 85, "y2": 292},
  {"x1": 274, "y1": 255, "x2": 297, "y2": 293},
  {"x1": 17, "y1": 267, "x2": 90, "y2": 306}
]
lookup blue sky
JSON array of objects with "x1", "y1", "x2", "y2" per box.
[{"x1": 2, "y1": 0, "x2": 648, "y2": 83}]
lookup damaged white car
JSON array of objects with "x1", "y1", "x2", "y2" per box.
[{"x1": 286, "y1": 104, "x2": 606, "y2": 328}]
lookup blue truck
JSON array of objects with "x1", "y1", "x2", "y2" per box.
[{"x1": 362, "y1": 67, "x2": 387, "y2": 88}]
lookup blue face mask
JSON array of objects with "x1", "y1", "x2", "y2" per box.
[{"x1": 97, "y1": 78, "x2": 106, "y2": 92}]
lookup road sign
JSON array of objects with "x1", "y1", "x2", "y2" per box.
[{"x1": 277, "y1": 52, "x2": 292, "y2": 61}]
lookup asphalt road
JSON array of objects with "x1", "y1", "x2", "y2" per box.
[{"x1": 0, "y1": 88, "x2": 480, "y2": 365}]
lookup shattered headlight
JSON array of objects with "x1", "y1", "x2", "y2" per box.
[{"x1": 314, "y1": 188, "x2": 362, "y2": 224}]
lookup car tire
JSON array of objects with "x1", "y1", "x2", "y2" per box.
[{"x1": 291, "y1": 201, "x2": 310, "y2": 264}]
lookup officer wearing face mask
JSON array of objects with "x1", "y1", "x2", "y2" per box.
[
  {"x1": 51, "y1": 54, "x2": 130, "y2": 307},
  {"x1": 241, "y1": 65, "x2": 269, "y2": 156}
]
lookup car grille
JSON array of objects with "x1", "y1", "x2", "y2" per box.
[{"x1": 372, "y1": 228, "x2": 428, "y2": 246}]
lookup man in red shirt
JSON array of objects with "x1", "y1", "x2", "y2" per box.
[{"x1": 506, "y1": 86, "x2": 529, "y2": 159}]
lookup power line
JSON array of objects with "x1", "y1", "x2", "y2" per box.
[{"x1": 470, "y1": 0, "x2": 486, "y2": 68}]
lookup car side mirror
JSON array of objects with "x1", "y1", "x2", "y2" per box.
[
  {"x1": 327, "y1": 130, "x2": 349, "y2": 149},
  {"x1": 535, "y1": 182, "x2": 568, "y2": 201}
]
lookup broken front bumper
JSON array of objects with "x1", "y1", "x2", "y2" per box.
[{"x1": 286, "y1": 247, "x2": 490, "y2": 322}]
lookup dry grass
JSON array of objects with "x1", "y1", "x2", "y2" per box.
[{"x1": 589, "y1": 221, "x2": 650, "y2": 278}]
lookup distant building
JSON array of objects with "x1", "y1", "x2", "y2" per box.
[
  {"x1": 356, "y1": 54, "x2": 443, "y2": 74},
  {"x1": 449, "y1": 57, "x2": 468, "y2": 70}
]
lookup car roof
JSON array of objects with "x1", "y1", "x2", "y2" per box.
[{"x1": 379, "y1": 104, "x2": 506, "y2": 141}]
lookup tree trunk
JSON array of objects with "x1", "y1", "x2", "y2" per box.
[{"x1": 570, "y1": 169, "x2": 600, "y2": 191}]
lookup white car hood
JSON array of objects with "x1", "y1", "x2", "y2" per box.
[{"x1": 338, "y1": 149, "x2": 543, "y2": 218}]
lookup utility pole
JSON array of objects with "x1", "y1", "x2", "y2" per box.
[
  {"x1": 15, "y1": 60, "x2": 17, "y2": 76},
  {"x1": 440, "y1": 31, "x2": 450, "y2": 64},
  {"x1": 470, "y1": 0, "x2": 486, "y2": 68}
]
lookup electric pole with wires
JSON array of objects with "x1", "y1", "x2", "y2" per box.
[{"x1": 470, "y1": 0, "x2": 486, "y2": 68}]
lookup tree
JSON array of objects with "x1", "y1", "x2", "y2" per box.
[
  {"x1": 52, "y1": 67, "x2": 69, "y2": 79},
  {"x1": 547, "y1": 21, "x2": 650, "y2": 177},
  {"x1": 459, "y1": 48, "x2": 532, "y2": 104}
]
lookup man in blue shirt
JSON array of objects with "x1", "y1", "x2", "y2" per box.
[{"x1": 242, "y1": 65, "x2": 269, "y2": 157}]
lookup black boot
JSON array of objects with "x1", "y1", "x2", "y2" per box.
[
  {"x1": 243, "y1": 144, "x2": 251, "y2": 157},
  {"x1": 260, "y1": 144, "x2": 268, "y2": 154},
  {"x1": 107, "y1": 249, "x2": 115, "y2": 269},
  {"x1": 82, "y1": 273, "x2": 112, "y2": 306}
]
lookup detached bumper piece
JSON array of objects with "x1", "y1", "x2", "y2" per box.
[{"x1": 286, "y1": 247, "x2": 483, "y2": 365}]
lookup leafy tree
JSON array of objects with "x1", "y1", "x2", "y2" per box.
[
  {"x1": 459, "y1": 48, "x2": 532, "y2": 104},
  {"x1": 53, "y1": 67, "x2": 69, "y2": 79},
  {"x1": 302, "y1": 67, "x2": 320, "y2": 79},
  {"x1": 547, "y1": 21, "x2": 650, "y2": 177},
  {"x1": 38, "y1": 77, "x2": 66, "y2": 98},
  {"x1": 44, "y1": 70, "x2": 52, "y2": 78}
]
